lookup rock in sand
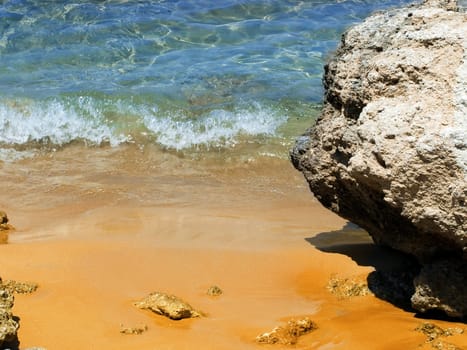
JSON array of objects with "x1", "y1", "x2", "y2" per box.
[{"x1": 134, "y1": 292, "x2": 202, "y2": 320}]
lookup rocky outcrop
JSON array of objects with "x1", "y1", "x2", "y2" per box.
[{"x1": 291, "y1": 0, "x2": 466, "y2": 318}]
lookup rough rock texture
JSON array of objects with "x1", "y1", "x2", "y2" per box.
[
  {"x1": 3, "y1": 280, "x2": 38, "y2": 294},
  {"x1": 326, "y1": 274, "x2": 372, "y2": 298},
  {"x1": 291, "y1": 0, "x2": 466, "y2": 318},
  {"x1": 255, "y1": 318, "x2": 317, "y2": 345},
  {"x1": 415, "y1": 322, "x2": 464, "y2": 350},
  {"x1": 0, "y1": 283, "x2": 18, "y2": 348},
  {"x1": 134, "y1": 292, "x2": 202, "y2": 320}
]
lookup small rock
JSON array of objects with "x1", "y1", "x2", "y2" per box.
[
  {"x1": 0, "y1": 211, "x2": 15, "y2": 244},
  {"x1": 256, "y1": 317, "x2": 317, "y2": 345},
  {"x1": 415, "y1": 322, "x2": 464, "y2": 350},
  {"x1": 0, "y1": 211, "x2": 8, "y2": 225},
  {"x1": 119, "y1": 324, "x2": 148, "y2": 335},
  {"x1": 327, "y1": 274, "x2": 372, "y2": 298},
  {"x1": 206, "y1": 285, "x2": 223, "y2": 297},
  {"x1": 134, "y1": 292, "x2": 202, "y2": 320}
]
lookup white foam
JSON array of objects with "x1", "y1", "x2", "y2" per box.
[
  {"x1": 142, "y1": 104, "x2": 287, "y2": 150},
  {"x1": 0, "y1": 97, "x2": 287, "y2": 159},
  {"x1": 0, "y1": 98, "x2": 128, "y2": 147}
]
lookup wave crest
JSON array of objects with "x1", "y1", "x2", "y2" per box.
[{"x1": 0, "y1": 97, "x2": 287, "y2": 154}]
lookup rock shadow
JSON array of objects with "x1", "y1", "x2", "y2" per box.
[{"x1": 306, "y1": 222, "x2": 420, "y2": 312}]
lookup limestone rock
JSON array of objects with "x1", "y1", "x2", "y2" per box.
[
  {"x1": 327, "y1": 274, "x2": 372, "y2": 298},
  {"x1": 256, "y1": 318, "x2": 317, "y2": 345},
  {"x1": 2, "y1": 280, "x2": 38, "y2": 294},
  {"x1": 291, "y1": 0, "x2": 467, "y2": 318},
  {"x1": 134, "y1": 292, "x2": 202, "y2": 320},
  {"x1": 411, "y1": 259, "x2": 467, "y2": 318},
  {"x1": 0, "y1": 285, "x2": 18, "y2": 348}
]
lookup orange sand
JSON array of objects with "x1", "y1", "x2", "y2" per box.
[{"x1": 0, "y1": 146, "x2": 465, "y2": 350}]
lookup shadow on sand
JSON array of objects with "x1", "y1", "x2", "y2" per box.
[{"x1": 306, "y1": 222, "x2": 419, "y2": 312}]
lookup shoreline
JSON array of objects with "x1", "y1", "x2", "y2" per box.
[{"x1": 0, "y1": 147, "x2": 465, "y2": 349}]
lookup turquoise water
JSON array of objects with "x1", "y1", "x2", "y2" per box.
[{"x1": 0, "y1": 0, "x2": 416, "y2": 159}]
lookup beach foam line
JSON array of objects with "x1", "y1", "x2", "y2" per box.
[{"x1": 0, "y1": 97, "x2": 287, "y2": 156}]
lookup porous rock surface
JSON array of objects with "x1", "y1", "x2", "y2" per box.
[
  {"x1": 134, "y1": 292, "x2": 202, "y2": 320},
  {"x1": 256, "y1": 318, "x2": 317, "y2": 345},
  {"x1": 291, "y1": 0, "x2": 466, "y2": 318},
  {"x1": 0, "y1": 283, "x2": 18, "y2": 348}
]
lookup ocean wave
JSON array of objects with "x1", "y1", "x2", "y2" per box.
[
  {"x1": 0, "y1": 97, "x2": 287, "y2": 155},
  {"x1": 143, "y1": 103, "x2": 287, "y2": 150},
  {"x1": 0, "y1": 97, "x2": 127, "y2": 147}
]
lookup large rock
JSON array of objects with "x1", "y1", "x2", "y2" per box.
[{"x1": 291, "y1": 0, "x2": 466, "y2": 318}]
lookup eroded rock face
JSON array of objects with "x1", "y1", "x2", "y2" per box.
[{"x1": 291, "y1": 0, "x2": 466, "y2": 318}]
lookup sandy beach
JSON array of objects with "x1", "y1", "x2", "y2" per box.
[{"x1": 0, "y1": 145, "x2": 465, "y2": 350}]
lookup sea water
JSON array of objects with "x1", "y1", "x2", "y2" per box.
[{"x1": 0, "y1": 0, "x2": 417, "y2": 162}]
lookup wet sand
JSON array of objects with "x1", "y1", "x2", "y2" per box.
[{"x1": 0, "y1": 145, "x2": 465, "y2": 349}]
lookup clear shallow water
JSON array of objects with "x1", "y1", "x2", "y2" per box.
[{"x1": 0, "y1": 0, "x2": 416, "y2": 160}]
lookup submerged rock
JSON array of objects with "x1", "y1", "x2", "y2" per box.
[
  {"x1": 134, "y1": 292, "x2": 202, "y2": 320},
  {"x1": 256, "y1": 318, "x2": 317, "y2": 345},
  {"x1": 0, "y1": 211, "x2": 14, "y2": 244},
  {"x1": 291, "y1": 0, "x2": 467, "y2": 318},
  {"x1": 0, "y1": 211, "x2": 7, "y2": 224}
]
